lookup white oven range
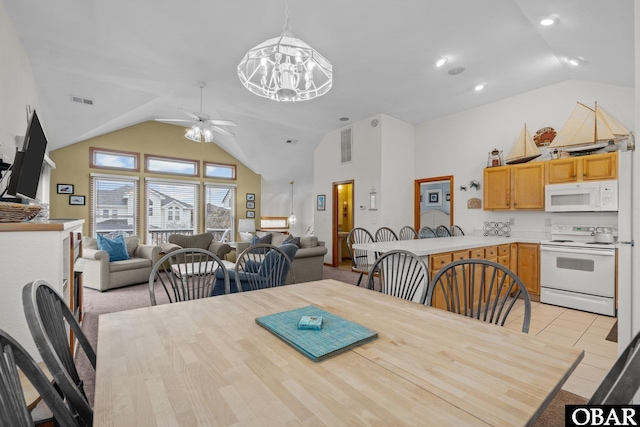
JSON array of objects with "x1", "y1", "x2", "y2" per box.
[{"x1": 540, "y1": 225, "x2": 617, "y2": 316}]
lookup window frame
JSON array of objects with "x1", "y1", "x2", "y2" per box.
[
  {"x1": 90, "y1": 173, "x2": 139, "y2": 238},
  {"x1": 144, "y1": 154, "x2": 199, "y2": 177},
  {"x1": 204, "y1": 161, "x2": 237, "y2": 180},
  {"x1": 90, "y1": 147, "x2": 140, "y2": 172}
]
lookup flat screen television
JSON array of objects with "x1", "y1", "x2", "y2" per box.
[{"x1": 6, "y1": 111, "x2": 48, "y2": 201}]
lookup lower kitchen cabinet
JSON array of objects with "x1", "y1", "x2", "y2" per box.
[{"x1": 513, "y1": 243, "x2": 540, "y2": 299}]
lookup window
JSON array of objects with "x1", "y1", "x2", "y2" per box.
[
  {"x1": 145, "y1": 155, "x2": 198, "y2": 176},
  {"x1": 205, "y1": 184, "x2": 236, "y2": 242},
  {"x1": 204, "y1": 162, "x2": 236, "y2": 180},
  {"x1": 261, "y1": 217, "x2": 289, "y2": 230},
  {"x1": 146, "y1": 178, "x2": 199, "y2": 245},
  {"x1": 90, "y1": 148, "x2": 139, "y2": 171},
  {"x1": 90, "y1": 174, "x2": 139, "y2": 237}
]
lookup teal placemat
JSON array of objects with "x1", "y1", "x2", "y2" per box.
[{"x1": 256, "y1": 306, "x2": 378, "y2": 362}]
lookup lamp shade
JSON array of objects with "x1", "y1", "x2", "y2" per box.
[{"x1": 238, "y1": 219, "x2": 256, "y2": 233}]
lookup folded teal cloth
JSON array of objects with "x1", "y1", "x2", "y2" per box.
[{"x1": 256, "y1": 305, "x2": 378, "y2": 362}]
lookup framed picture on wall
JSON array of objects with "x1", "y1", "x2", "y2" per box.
[
  {"x1": 246, "y1": 193, "x2": 255, "y2": 201},
  {"x1": 57, "y1": 184, "x2": 74, "y2": 194},
  {"x1": 317, "y1": 194, "x2": 326, "y2": 211},
  {"x1": 247, "y1": 210, "x2": 255, "y2": 218},
  {"x1": 426, "y1": 189, "x2": 442, "y2": 206},
  {"x1": 69, "y1": 195, "x2": 85, "y2": 205},
  {"x1": 246, "y1": 201, "x2": 255, "y2": 209},
  {"x1": 446, "y1": 193, "x2": 451, "y2": 202}
]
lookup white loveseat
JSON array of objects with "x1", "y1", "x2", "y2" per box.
[{"x1": 81, "y1": 236, "x2": 161, "y2": 292}]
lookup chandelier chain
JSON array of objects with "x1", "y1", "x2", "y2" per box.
[{"x1": 282, "y1": 1, "x2": 292, "y2": 34}]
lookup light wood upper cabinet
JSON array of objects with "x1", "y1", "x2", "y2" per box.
[
  {"x1": 483, "y1": 166, "x2": 511, "y2": 210},
  {"x1": 548, "y1": 152, "x2": 617, "y2": 184},
  {"x1": 483, "y1": 162, "x2": 545, "y2": 210}
]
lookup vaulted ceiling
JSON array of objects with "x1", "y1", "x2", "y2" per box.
[{"x1": 3, "y1": 0, "x2": 634, "y2": 198}]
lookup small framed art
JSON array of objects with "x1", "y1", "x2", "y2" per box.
[
  {"x1": 247, "y1": 211, "x2": 255, "y2": 218},
  {"x1": 57, "y1": 184, "x2": 74, "y2": 194},
  {"x1": 246, "y1": 201, "x2": 255, "y2": 209},
  {"x1": 246, "y1": 193, "x2": 255, "y2": 201},
  {"x1": 69, "y1": 195, "x2": 85, "y2": 205},
  {"x1": 317, "y1": 195, "x2": 326, "y2": 211},
  {"x1": 426, "y1": 189, "x2": 442, "y2": 207}
]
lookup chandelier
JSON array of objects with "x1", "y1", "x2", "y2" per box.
[
  {"x1": 288, "y1": 180, "x2": 297, "y2": 226},
  {"x1": 237, "y1": 3, "x2": 332, "y2": 102}
]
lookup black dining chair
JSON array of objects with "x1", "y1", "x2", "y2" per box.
[
  {"x1": 367, "y1": 250, "x2": 430, "y2": 302},
  {"x1": 424, "y1": 259, "x2": 531, "y2": 333},
  {"x1": 435, "y1": 225, "x2": 451, "y2": 237},
  {"x1": 451, "y1": 225, "x2": 465, "y2": 236},
  {"x1": 347, "y1": 227, "x2": 375, "y2": 287},
  {"x1": 0, "y1": 329, "x2": 81, "y2": 427},
  {"x1": 419, "y1": 226, "x2": 436, "y2": 239},
  {"x1": 398, "y1": 226, "x2": 418, "y2": 240},
  {"x1": 374, "y1": 226, "x2": 398, "y2": 242},
  {"x1": 149, "y1": 248, "x2": 230, "y2": 305},
  {"x1": 589, "y1": 328, "x2": 640, "y2": 404},
  {"x1": 23, "y1": 280, "x2": 96, "y2": 427}
]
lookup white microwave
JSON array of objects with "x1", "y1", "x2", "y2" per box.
[{"x1": 545, "y1": 180, "x2": 618, "y2": 212}]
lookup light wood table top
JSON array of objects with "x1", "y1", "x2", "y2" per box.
[{"x1": 94, "y1": 279, "x2": 583, "y2": 426}]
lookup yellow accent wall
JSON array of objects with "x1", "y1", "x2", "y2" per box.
[{"x1": 49, "y1": 121, "x2": 261, "y2": 242}]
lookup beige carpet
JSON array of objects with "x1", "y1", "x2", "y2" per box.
[{"x1": 75, "y1": 265, "x2": 587, "y2": 426}]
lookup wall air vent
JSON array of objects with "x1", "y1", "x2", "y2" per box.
[
  {"x1": 340, "y1": 127, "x2": 352, "y2": 164},
  {"x1": 70, "y1": 95, "x2": 94, "y2": 106}
]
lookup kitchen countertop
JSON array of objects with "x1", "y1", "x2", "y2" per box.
[{"x1": 352, "y1": 235, "x2": 540, "y2": 257}]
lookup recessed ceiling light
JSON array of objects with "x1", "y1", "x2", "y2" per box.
[
  {"x1": 540, "y1": 16, "x2": 558, "y2": 26},
  {"x1": 339, "y1": 117, "x2": 350, "y2": 121},
  {"x1": 448, "y1": 67, "x2": 465, "y2": 76},
  {"x1": 474, "y1": 83, "x2": 487, "y2": 91},
  {"x1": 436, "y1": 57, "x2": 448, "y2": 67}
]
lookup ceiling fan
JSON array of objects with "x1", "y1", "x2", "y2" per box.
[{"x1": 155, "y1": 81, "x2": 236, "y2": 142}]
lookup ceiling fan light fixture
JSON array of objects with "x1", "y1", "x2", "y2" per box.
[
  {"x1": 237, "y1": 3, "x2": 332, "y2": 102},
  {"x1": 540, "y1": 16, "x2": 558, "y2": 26}
]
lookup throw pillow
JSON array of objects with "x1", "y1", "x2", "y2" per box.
[
  {"x1": 283, "y1": 234, "x2": 301, "y2": 248},
  {"x1": 250, "y1": 233, "x2": 273, "y2": 246},
  {"x1": 97, "y1": 234, "x2": 130, "y2": 262}
]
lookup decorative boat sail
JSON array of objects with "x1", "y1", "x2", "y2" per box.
[
  {"x1": 548, "y1": 102, "x2": 630, "y2": 152},
  {"x1": 505, "y1": 124, "x2": 541, "y2": 164}
]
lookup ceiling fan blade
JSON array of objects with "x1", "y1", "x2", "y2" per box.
[
  {"x1": 207, "y1": 119, "x2": 237, "y2": 127},
  {"x1": 155, "y1": 118, "x2": 194, "y2": 124},
  {"x1": 211, "y1": 125, "x2": 234, "y2": 137},
  {"x1": 179, "y1": 109, "x2": 202, "y2": 121}
]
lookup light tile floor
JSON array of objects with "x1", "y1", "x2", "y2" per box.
[{"x1": 503, "y1": 299, "x2": 618, "y2": 399}]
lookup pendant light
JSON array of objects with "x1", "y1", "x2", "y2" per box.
[{"x1": 288, "y1": 180, "x2": 297, "y2": 226}]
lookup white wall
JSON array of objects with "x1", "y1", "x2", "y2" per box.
[
  {"x1": 415, "y1": 79, "x2": 634, "y2": 235},
  {"x1": 314, "y1": 115, "x2": 383, "y2": 262},
  {"x1": 0, "y1": 2, "x2": 40, "y2": 165}
]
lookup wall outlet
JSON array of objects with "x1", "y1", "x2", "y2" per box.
[
  {"x1": 545, "y1": 218, "x2": 552, "y2": 226},
  {"x1": 509, "y1": 217, "x2": 515, "y2": 226}
]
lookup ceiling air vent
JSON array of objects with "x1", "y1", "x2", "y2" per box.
[
  {"x1": 70, "y1": 95, "x2": 94, "y2": 106},
  {"x1": 340, "y1": 127, "x2": 352, "y2": 164}
]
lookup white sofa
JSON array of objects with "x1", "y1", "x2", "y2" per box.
[{"x1": 81, "y1": 236, "x2": 161, "y2": 292}]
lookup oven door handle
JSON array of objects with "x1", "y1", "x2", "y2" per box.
[{"x1": 540, "y1": 246, "x2": 616, "y2": 256}]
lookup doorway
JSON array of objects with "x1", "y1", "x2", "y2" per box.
[
  {"x1": 332, "y1": 180, "x2": 354, "y2": 267},
  {"x1": 414, "y1": 176, "x2": 454, "y2": 233}
]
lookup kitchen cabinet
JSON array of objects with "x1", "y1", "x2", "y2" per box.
[
  {"x1": 483, "y1": 162, "x2": 545, "y2": 210},
  {"x1": 515, "y1": 243, "x2": 540, "y2": 297},
  {"x1": 547, "y1": 152, "x2": 617, "y2": 184}
]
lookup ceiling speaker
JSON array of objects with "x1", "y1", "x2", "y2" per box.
[{"x1": 371, "y1": 119, "x2": 379, "y2": 127}]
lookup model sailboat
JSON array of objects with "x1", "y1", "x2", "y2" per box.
[
  {"x1": 548, "y1": 102, "x2": 629, "y2": 153},
  {"x1": 505, "y1": 124, "x2": 541, "y2": 164}
]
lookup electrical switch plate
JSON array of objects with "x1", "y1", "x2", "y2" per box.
[
  {"x1": 545, "y1": 218, "x2": 552, "y2": 226},
  {"x1": 509, "y1": 217, "x2": 515, "y2": 226}
]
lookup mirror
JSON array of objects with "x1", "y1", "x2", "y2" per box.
[{"x1": 414, "y1": 176, "x2": 454, "y2": 233}]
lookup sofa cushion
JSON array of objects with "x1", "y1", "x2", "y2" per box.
[
  {"x1": 97, "y1": 234, "x2": 130, "y2": 262},
  {"x1": 270, "y1": 232, "x2": 287, "y2": 247},
  {"x1": 168, "y1": 233, "x2": 213, "y2": 250},
  {"x1": 299, "y1": 236, "x2": 319, "y2": 249},
  {"x1": 109, "y1": 257, "x2": 153, "y2": 273},
  {"x1": 283, "y1": 234, "x2": 301, "y2": 248}
]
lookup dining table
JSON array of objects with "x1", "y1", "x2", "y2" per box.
[{"x1": 93, "y1": 279, "x2": 584, "y2": 426}]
